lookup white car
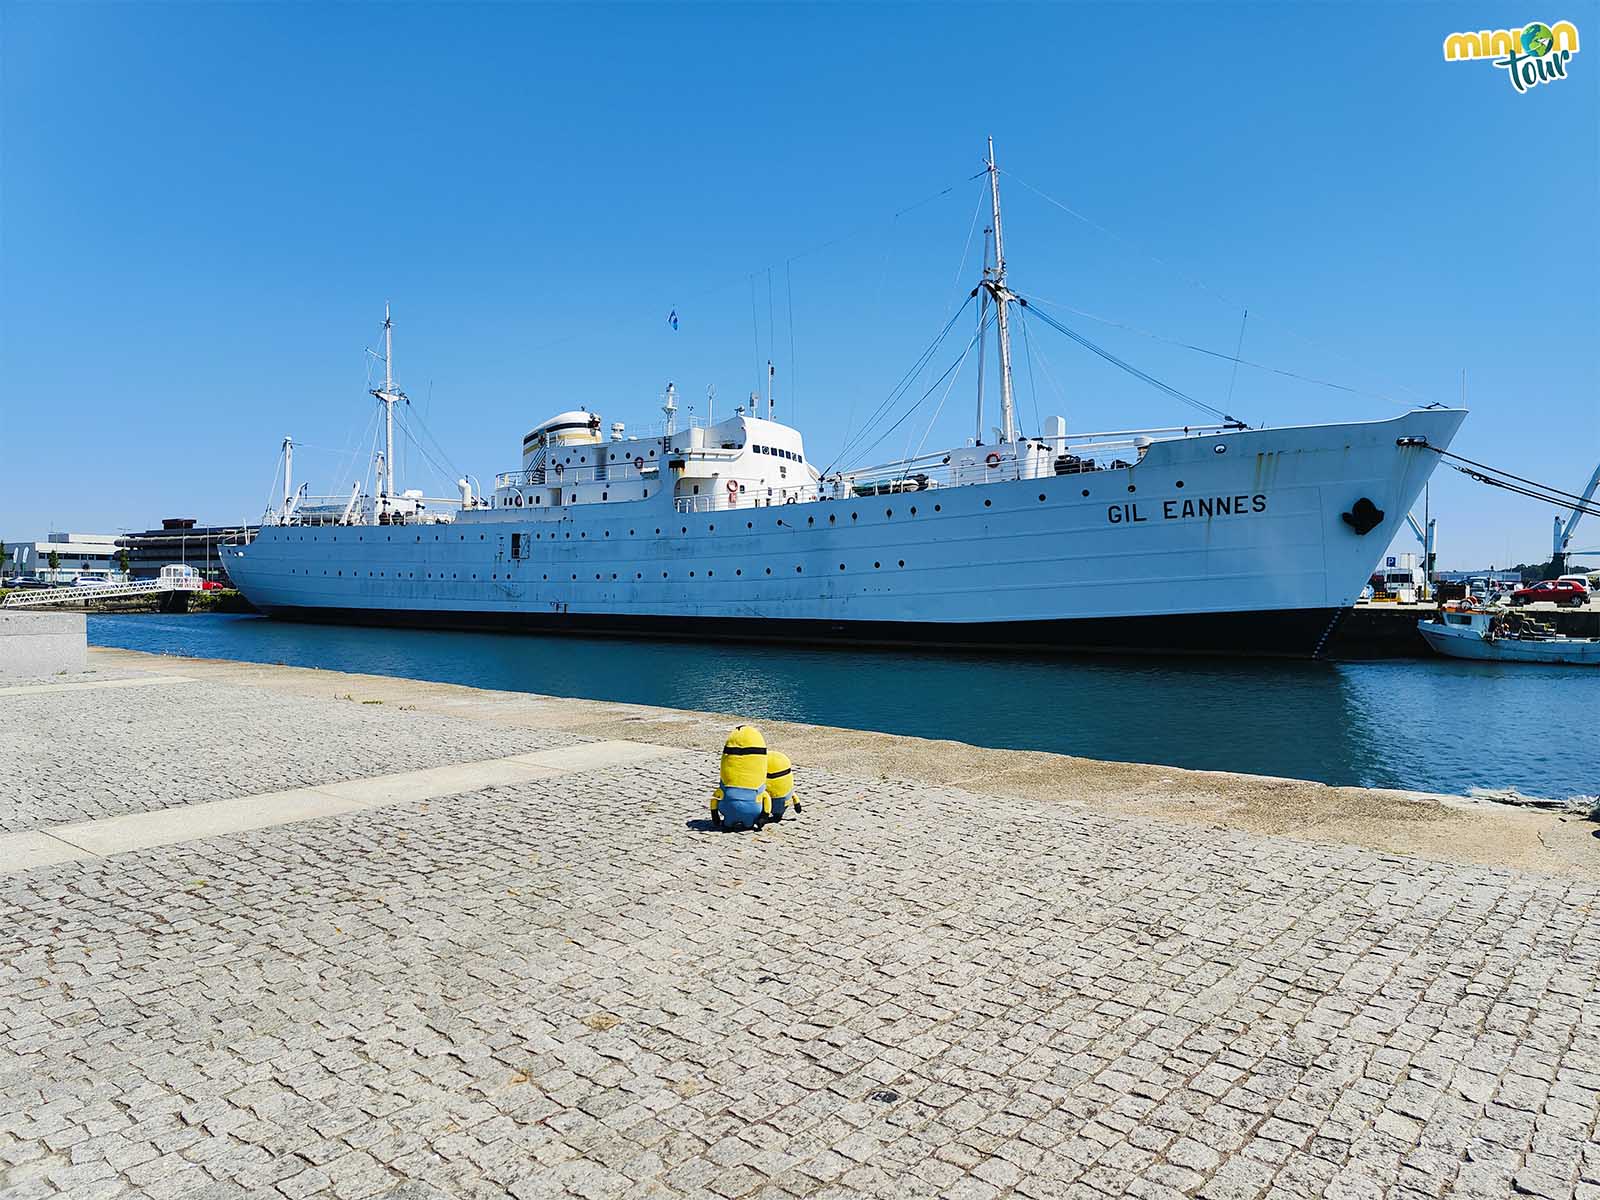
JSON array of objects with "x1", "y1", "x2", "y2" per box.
[{"x1": 1556, "y1": 574, "x2": 1593, "y2": 595}]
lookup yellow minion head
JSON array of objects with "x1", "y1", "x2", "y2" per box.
[
  {"x1": 765, "y1": 750, "x2": 794, "y2": 803},
  {"x1": 719, "y1": 725, "x2": 767, "y2": 790}
]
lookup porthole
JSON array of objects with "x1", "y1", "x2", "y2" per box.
[
  {"x1": 662, "y1": 571, "x2": 668, "y2": 578},
  {"x1": 709, "y1": 524, "x2": 715, "y2": 532},
  {"x1": 1214, "y1": 444, "x2": 1228, "y2": 455},
  {"x1": 747, "y1": 521, "x2": 754, "y2": 529},
  {"x1": 885, "y1": 508, "x2": 893, "y2": 518},
  {"x1": 765, "y1": 568, "x2": 772, "y2": 575},
  {"x1": 655, "y1": 528, "x2": 661, "y2": 535},
  {"x1": 1176, "y1": 480, "x2": 1185, "y2": 489},
  {"x1": 934, "y1": 504, "x2": 941, "y2": 512},
  {"x1": 984, "y1": 499, "x2": 992, "y2": 508},
  {"x1": 1082, "y1": 489, "x2": 1090, "y2": 497},
  {"x1": 1127, "y1": 485, "x2": 1136, "y2": 493},
  {"x1": 681, "y1": 526, "x2": 687, "y2": 534},
  {"x1": 851, "y1": 512, "x2": 858, "y2": 521},
  {"x1": 629, "y1": 529, "x2": 635, "y2": 535},
  {"x1": 542, "y1": 574, "x2": 548, "y2": 580},
  {"x1": 838, "y1": 563, "x2": 846, "y2": 571},
  {"x1": 594, "y1": 574, "x2": 600, "y2": 580},
  {"x1": 611, "y1": 573, "x2": 617, "y2": 580},
  {"x1": 898, "y1": 560, "x2": 905, "y2": 567},
  {"x1": 689, "y1": 571, "x2": 695, "y2": 577},
  {"x1": 795, "y1": 565, "x2": 803, "y2": 573},
  {"x1": 910, "y1": 506, "x2": 917, "y2": 515},
  {"x1": 707, "y1": 570, "x2": 714, "y2": 577},
  {"x1": 829, "y1": 514, "x2": 836, "y2": 524},
  {"x1": 736, "y1": 569, "x2": 742, "y2": 576},
  {"x1": 1039, "y1": 494, "x2": 1046, "y2": 502},
  {"x1": 808, "y1": 517, "x2": 815, "y2": 526}
]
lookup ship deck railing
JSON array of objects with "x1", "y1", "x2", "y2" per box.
[{"x1": 495, "y1": 461, "x2": 659, "y2": 490}]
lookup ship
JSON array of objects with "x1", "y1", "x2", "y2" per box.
[{"x1": 224, "y1": 143, "x2": 1467, "y2": 658}]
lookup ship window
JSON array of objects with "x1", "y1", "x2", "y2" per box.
[
  {"x1": 829, "y1": 514, "x2": 836, "y2": 524},
  {"x1": 885, "y1": 508, "x2": 892, "y2": 517},
  {"x1": 649, "y1": 449, "x2": 656, "y2": 456},
  {"x1": 747, "y1": 521, "x2": 753, "y2": 529},
  {"x1": 898, "y1": 560, "x2": 905, "y2": 567},
  {"x1": 1127, "y1": 485, "x2": 1136, "y2": 493},
  {"x1": 874, "y1": 562, "x2": 881, "y2": 569},
  {"x1": 1082, "y1": 489, "x2": 1090, "y2": 497},
  {"x1": 511, "y1": 533, "x2": 521, "y2": 557},
  {"x1": 1039, "y1": 494, "x2": 1046, "y2": 502},
  {"x1": 838, "y1": 563, "x2": 845, "y2": 571},
  {"x1": 765, "y1": 568, "x2": 772, "y2": 575},
  {"x1": 1176, "y1": 480, "x2": 1185, "y2": 488},
  {"x1": 708, "y1": 523, "x2": 715, "y2": 531},
  {"x1": 984, "y1": 499, "x2": 992, "y2": 507},
  {"x1": 735, "y1": 569, "x2": 742, "y2": 576},
  {"x1": 693, "y1": 486, "x2": 700, "y2": 494},
  {"x1": 707, "y1": 570, "x2": 713, "y2": 577},
  {"x1": 602, "y1": 492, "x2": 608, "y2": 501},
  {"x1": 795, "y1": 565, "x2": 802, "y2": 573}
]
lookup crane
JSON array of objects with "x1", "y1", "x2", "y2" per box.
[{"x1": 1551, "y1": 461, "x2": 1600, "y2": 574}]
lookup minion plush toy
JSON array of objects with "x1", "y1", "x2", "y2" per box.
[
  {"x1": 711, "y1": 725, "x2": 768, "y2": 831},
  {"x1": 763, "y1": 749, "x2": 800, "y2": 822}
]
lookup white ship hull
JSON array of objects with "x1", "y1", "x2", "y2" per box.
[{"x1": 226, "y1": 409, "x2": 1465, "y2": 658}]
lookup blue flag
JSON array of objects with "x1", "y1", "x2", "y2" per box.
[{"x1": 667, "y1": 309, "x2": 679, "y2": 331}]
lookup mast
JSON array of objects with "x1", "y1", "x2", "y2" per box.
[
  {"x1": 370, "y1": 303, "x2": 405, "y2": 509},
  {"x1": 984, "y1": 137, "x2": 1018, "y2": 445},
  {"x1": 282, "y1": 436, "x2": 294, "y2": 517},
  {"x1": 976, "y1": 226, "x2": 992, "y2": 443}
]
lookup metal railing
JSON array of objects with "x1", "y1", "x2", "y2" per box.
[
  {"x1": 495, "y1": 461, "x2": 658, "y2": 490},
  {"x1": 2, "y1": 571, "x2": 204, "y2": 609}
]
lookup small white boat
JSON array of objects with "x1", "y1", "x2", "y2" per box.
[{"x1": 1419, "y1": 610, "x2": 1600, "y2": 665}]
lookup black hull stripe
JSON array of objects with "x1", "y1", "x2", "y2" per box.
[{"x1": 249, "y1": 604, "x2": 1348, "y2": 660}]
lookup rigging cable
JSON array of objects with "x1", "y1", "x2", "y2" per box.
[
  {"x1": 826, "y1": 291, "x2": 977, "y2": 473},
  {"x1": 1418, "y1": 446, "x2": 1600, "y2": 519},
  {"x1": 1020, "y1": 295, "x2": 1411, "y2": 406},
  {"x1": 1015, "y1": 295, "x2": 1243, "y2": 426},
  {"x1": 997, "y1": 166, "x2": 1433, "y2": 407},
  {"x1": 850, "y1": 308, "x2": 994, "y2": 470}
]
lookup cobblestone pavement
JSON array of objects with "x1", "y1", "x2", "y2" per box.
[
  {"x1": 0, "y1": 680, "x2": 581, "y2": 831},
  {"x1": 2, "y1": 713, "x2": 1597, "y2": 1200}
]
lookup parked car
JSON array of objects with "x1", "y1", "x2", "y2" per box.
[
  {"x1": 1509, "y1": 579, "x2": 1588, "y2": 607},
  {"x1": 1555, "y1": 574, "x2": 1593, "y2": 595}
]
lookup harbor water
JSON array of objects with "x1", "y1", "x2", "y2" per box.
[{"x1": 90, "y1": 613, "x2": 1598, "y2": 802}]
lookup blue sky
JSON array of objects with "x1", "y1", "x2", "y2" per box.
[{"x1": 2, "y1": 2, "x2": 1596, "y2": 569}]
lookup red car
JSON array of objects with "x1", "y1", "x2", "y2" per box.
[{"x1": 1509, "y1": 579, "x2": 1588, "y2": 607}]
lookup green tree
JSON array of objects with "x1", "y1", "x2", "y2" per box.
[
  {"x1": 118, "y1": 547, "x2": 131, "y2": 576},
  {"x1": 47, "y1": 549, "x2": 60, "y2": 580}
]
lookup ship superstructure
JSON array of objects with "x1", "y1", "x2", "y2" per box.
[{"x1": 226, "y1": 144, "x2": 1466, "y2": 657}]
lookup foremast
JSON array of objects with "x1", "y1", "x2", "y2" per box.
[
  {"x1": 981, "y1": 137, "x2": 1019, "y2": 446},
  {"x1": 370, "y1": 303, "x2": 407, "y2": 518}
]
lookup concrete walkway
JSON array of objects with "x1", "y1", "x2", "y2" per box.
[{"x1": 0, "y1": 650, "x2": 1596, "y2": 1200}]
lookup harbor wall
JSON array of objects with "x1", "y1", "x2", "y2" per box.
[{"x1": 0, "y1": 611, "x2": 86, "y2": 676}]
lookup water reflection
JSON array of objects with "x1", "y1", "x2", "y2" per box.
[{"x1": 89, "y1": 614, "x2": 1598, "y2": 799}]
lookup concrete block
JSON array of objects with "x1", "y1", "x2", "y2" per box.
[{"x1": 0, "y1": 611, "x2": 86, "y2": 677}]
